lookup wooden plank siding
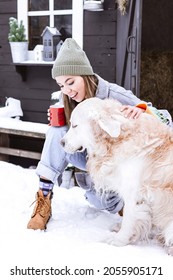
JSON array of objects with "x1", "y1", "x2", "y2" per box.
[
  {"x1": 83, "y1": 8, "x2": 117, "y2": 82},
  {"x1": 0, "y1": 0, "x2": 117, "y2": 167}
]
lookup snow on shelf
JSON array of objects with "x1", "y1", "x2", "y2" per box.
[{"x1": 0, "y1": 117, "x2": 49, "y2": 134}]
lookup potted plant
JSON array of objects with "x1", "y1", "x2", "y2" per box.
[{"x1": 8, "y1": 17, "x2": 28, "y2": 62}]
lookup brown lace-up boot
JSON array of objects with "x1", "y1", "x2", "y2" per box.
[{"x1": 27, "y1": 190, "x2": 52, "y2": 230}]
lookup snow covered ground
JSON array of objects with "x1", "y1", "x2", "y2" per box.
[{"x1": 0, "y1": 160, "x2": 172, "y2": 280}]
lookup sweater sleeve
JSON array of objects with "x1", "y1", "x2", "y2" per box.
[{"x1": 108, "y1": 83, "x2": 149, "y2": 106}]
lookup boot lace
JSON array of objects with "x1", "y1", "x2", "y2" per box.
[{"x1": 31, "y1": 196, "x2": 50, "y2": 218}]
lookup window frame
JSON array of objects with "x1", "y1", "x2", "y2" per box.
[{"x1": 17, "y1": 0, "x2": 83, "y2": 49}]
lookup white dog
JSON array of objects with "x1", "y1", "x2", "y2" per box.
[{"x1": 61, "y1": 97, "x2": 173, "y2": 255}]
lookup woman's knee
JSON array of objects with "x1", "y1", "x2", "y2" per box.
[{"x1": 46, "y1": 125, "x2": 68, "y2": 141}]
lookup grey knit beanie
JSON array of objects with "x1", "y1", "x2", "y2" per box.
[{"x1": 52, "y1": 38, "x2": 94, "y2": 79}]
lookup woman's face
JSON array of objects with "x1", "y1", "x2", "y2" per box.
[{"x1": 55, "y1": 75, "x2": 85, "y2": 103}]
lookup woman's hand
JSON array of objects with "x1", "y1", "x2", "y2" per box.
[
  {"x1": 47, "y1": 108, "x2": 50, "y2": 122},
  {"x1": 120, "y1": 105, "x2": 145, "y2": 119}
]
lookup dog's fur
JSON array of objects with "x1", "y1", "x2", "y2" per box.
[{"x1": 61, "y1": 97, "x2": 173, "y2": 255}]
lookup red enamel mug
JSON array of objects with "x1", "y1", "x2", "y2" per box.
[{"x1": 49, "y1": 105, "x2": 66, "y2": 126}]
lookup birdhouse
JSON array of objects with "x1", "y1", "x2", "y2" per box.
[{"x1": 41, "y1": 26, "x2": 61, "y2": 61}]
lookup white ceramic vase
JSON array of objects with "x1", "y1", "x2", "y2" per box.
[{"x1": 9, "y1": 42, "x2": 28, "y2": 63}]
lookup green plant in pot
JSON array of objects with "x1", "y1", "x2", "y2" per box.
[{"x1": 8, "y1": 17, "x2": 28, "y2": 62}]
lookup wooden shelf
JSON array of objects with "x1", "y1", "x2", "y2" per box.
[
  {"x1": 14, "y1": 60, "x2": 54, "y2": 66},
  {"x1": 14, "y1": 61, "x2": 54, "y2": 81}
]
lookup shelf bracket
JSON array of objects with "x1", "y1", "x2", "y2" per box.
[{"x1": 15, "y1": 65, "x2": 27, "y2": 81}]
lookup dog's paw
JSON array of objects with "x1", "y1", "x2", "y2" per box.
[
  {"x1": 110, "y1": 222, "x2": 121, "y2": 233},
  {"x1": 103, "y1": 232, "x2": 129, "y2": 247}
]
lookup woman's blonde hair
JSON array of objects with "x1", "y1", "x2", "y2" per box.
[{"x1": 63, "y1": 75, "x2": 98, "y2": 125}]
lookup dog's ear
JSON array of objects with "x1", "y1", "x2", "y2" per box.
[{"x1": 98, "y1": 118, "x2": 121, "y2": 137}]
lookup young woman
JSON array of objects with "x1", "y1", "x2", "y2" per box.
[{"x1": 27, "y1": 38, "x2": 172, "y2": 230}]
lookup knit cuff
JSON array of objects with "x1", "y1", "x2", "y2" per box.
[
  {"x1": 136, "y1": 103, "x2": 171, "y2": 125},
  {"x1": 136, "y1": 103, "x2": 147, "y2": 111}
]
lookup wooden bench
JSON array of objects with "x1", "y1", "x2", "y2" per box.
[{"x1": 0, "y1": 118, "x2": 48, "y2": 161}]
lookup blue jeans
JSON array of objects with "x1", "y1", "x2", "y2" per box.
[
  {"x1": 36, "y1": 126, "x2": 87, "y2": 184},
  {"x1": 36, "y1": 126, "x2": 123, "y2": 213}
]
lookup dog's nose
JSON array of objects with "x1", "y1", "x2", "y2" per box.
[{"x1": 60, "y1": 138, "x2": 65, "y2": 147}]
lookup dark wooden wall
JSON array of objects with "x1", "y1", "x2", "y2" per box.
[
  {"x1": 0, "y1": 0, "x2": 117, "y2": 167},
  {"x1": 84, "y1": 0, "x2": 116, "y2": 82}
]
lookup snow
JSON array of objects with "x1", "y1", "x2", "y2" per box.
[
  {"x1": 0, "y1": 117, "x2": 48, "y2": 134},
  {"x1": 0, "y1": 160, "x2": 172, "y2": 280}
]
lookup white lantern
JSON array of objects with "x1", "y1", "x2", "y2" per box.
[
  {"x1": 33, "y1": 45, "x2": 44, "y2": 62},
  {"x1": 83, "y1": 0, "x2": 104, "y2": 11}
]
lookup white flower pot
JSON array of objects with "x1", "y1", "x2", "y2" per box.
[{"x1": 9, "y1": 42, "x2": 28, "y2": 63}]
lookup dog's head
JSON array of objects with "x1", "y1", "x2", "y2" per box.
[{"x1": 61, "y1": 97, "x2": 127, "y2": 154}]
